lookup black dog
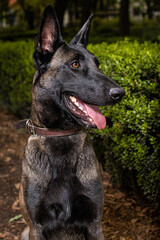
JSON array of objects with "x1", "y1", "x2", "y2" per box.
[{"x1": 17, "y1": 5, "x2": 125, "y2": 240}]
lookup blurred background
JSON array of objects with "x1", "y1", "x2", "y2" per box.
[
  {"x1": 0, "y1": 0, "x2": 160, "y2": 43},
  {"x1": 0, "y1": 1, "x2": 160, "y2": 239}
]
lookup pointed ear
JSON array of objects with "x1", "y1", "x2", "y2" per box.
[
  {"x1": 35, "y1": 5, "x2": 64, "y2": 54},
  {"x1": 70, "y1": 14, "x2": 94, "y2": 48}
]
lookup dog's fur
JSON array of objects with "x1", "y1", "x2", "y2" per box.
[{"x1": 19, "y1": 5, "x2": 125, "y2": 240}]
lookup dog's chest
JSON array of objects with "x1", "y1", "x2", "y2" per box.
[
  {"x1": 23, "y1": 133, "x2": 103, "y2": 230},
  {"x1": 24, "y1": 132, "x2": 98, "y2": 177}
]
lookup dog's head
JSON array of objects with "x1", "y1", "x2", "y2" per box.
[{"x1": 32, "y1": 5, "x2": 125, "y2": 130}]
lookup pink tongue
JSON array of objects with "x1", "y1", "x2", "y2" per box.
[{"x1": 85, "y1": 103, "x2": 106, "y2": 130}]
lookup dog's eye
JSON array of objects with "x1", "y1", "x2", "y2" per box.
[{"x1": 71, "y1": 61, "x2": 80, "y2": 69}]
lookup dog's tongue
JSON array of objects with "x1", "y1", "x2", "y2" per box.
[{"x1": 85, "y1": 103, "x2": 106, "y2": 130}]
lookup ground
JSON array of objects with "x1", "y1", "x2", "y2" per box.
[{"x1": 0, "y1": 108, "x2": 160, "y2": 240}]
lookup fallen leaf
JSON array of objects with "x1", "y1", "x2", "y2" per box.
[
  {"x1": 114, "y1": 203, "x2": 123, "y2": 210},
  {"x1": 10, "y1": 167, "x2": 16, "y2": 173},
  {"x1": 105, "y1": 193, "x2": 114, "y2": 198},
  {"x1": 141, "y1": 207, "x2": 150, "y2": 214},
  {"x1": 131, "y1": 218, "x2": 138, "y2": 224},
  {"x1": 7, "y1": 148, "x2": 16, "y2": 154},
  {"x1": 136, "y1": 206, "x2": 141, "y2": 212},
  {"x1": 4, "y1": 157, "x2": 11, "y2": 162},
  {"x1": 12, "y1": 199, "x2": 20, "y2": 210},
  {"x1": 123, "y1": 202, "x2": 132, "y2": 206},
  {"x1": 14, "y1": 183, "x2": 20, "y2": 190},
  {"x1": 9, "y1": 214, "x2": 22, "y2": 223},
  {"x1": 114, "y1": 192, "x2": 126, "y2": 199}
]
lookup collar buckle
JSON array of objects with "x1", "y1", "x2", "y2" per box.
[{"x1": 26, "y1": 119, "x2": 36, "y2": 135}]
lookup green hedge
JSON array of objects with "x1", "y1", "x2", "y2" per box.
[
  {"x1": 0, "y1": 40, "x2": 160, "y2": 206},
  {"x1": 88, "y1": 40, "x2": 160, "y2": 206},
  {"x1": 0, "y1": 40, "x2": 34, "y2": 116}
]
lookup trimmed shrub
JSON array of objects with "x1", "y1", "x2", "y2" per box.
[
  {"x1": 0, "y1": 39, "x2": 160, "y2": 206},
  {"x1": 0, "y1": 41, "x2": 34, "y2": 116},
  {"x1": 88, "y1": 40, "x2": 160, "y2": 206}
]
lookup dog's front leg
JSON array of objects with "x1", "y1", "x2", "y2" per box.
[
  {"x1": 20, "y1": 225, "x2": 45, "y2": 240},
  {"x1": 86, "y1": 222, "x2": 104, "y2": 240},
  {"x1": 19, "y1": 226, "x2": 29, "y2": 240},
  {"x1": 31, "y1": 224, "x2": 46, "y2": 240}
]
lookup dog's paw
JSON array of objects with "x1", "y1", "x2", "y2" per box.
[{"x1": 19, "y1": 227, "x2": 29, "y2": 240}]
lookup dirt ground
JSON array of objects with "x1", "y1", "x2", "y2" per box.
[{"x1": 0, "y1": 108, "x2": 160, "y2": 240}]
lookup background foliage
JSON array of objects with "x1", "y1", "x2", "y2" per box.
[
  {"x1": 1, "y1": 0, "x2": 160, "y2": 40},
  {"x1": 0, "y1": 40, "x2": 34, "y2": 116},
  {"x1": 0, "y1": 40, "x2": 159, "y2": 206},
  {"x1": 88, "y1": 40, "x2": 160, "y2": 206}
]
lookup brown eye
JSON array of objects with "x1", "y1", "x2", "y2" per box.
[{"x1": 71, "y1": 62, "x2": 80, "y2": 68}]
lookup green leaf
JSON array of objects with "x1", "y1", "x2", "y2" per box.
[{"x1": 9, "y1": 214, "x2": 22, "y2": 223}]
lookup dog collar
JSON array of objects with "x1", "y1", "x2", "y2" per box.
[{"x1": 13, "y1": 119, "x2": 82, "y2": 137}]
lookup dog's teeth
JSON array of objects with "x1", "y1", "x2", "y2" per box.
[
  {"x1": 69, "y1": 95, "x2": 89, "y2": 117},
  {"x1": 70, "y1": 96, "x2": 77, "y2": 103},
  {"x1": 75, "y1": 102, "x2": 79, "y2": 106},
  {"x1": 89, "y1": 117, "x2": 94, "y2": 123},
  {"x1": 89, "y1": 117, "x2": 93, "y2": 123}
]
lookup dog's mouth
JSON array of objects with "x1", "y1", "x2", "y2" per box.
[{"x1": 64, "y1": 95, "x2": 106, "y2": 129}]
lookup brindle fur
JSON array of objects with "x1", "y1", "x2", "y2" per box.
[{"x1": 19, "y1": 5, "x2": 124, "y2": 240}]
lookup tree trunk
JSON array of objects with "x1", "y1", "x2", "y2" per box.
[
  {"x1": 74, "y1": 0, "x2": 79, "y2": 19},
  {"x1": 18, "y1": 0, "x2": 35, "y2": 30},
  {"x1": 26, "y1": 8, "x2": 34, "y2": 30},
  {"x1": 81, "y1": 0, "x2": 91, "y2": 25},
  {"x1": 55, "y1": 0, "x2": 69, "y2": 31},
  {"x1": 119, "y1": 0, "x2": 130, "y2": 36},
  {"x1": 0, "y1": 5, "x2": 3, "y2": 27},
  {"x1": 0, "y1": 0, "x2": 9, "y2": 27},
  {"x1": 92, "y1": 0, "x2": 98, "y2": 12},
  {"x1": 99, "y1": 0, "x2": 104, "y2": 11},
  {"x1": 146, "y1": 0, "x2": 153, "y2": 19}
]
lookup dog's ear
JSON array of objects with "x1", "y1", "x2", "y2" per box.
[
  {"x1": 35, "y1": 5, "x2": 64, "y2": 55},
  {"x1": 70, "y1": 14, "x2": 93, "y2": 48}
]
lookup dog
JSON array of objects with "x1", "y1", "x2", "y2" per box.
[{"x1": 17, "y1": 5, "x2": 125, "y2": 240}]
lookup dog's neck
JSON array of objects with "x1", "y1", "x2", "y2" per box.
[
  {"x1": 31, "y1": 115, "x2": 80, "y2": 131},
  {"x1": 27, "y1": 120, "x2": 82, "y2": 136},
  {"x1": 31, "y1": 103, "x2": 80, "y2": 131},
  {"x1": 13, "y1": 119, "x2": 82, "y2": 137}
]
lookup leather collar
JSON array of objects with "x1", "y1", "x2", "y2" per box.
[{"x1": 13, "y1": 119, "x2": 82, "y2": 137}]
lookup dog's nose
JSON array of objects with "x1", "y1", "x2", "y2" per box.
[{"x1": 109, "y1": 88, "x2": 125, "y2": 100}]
